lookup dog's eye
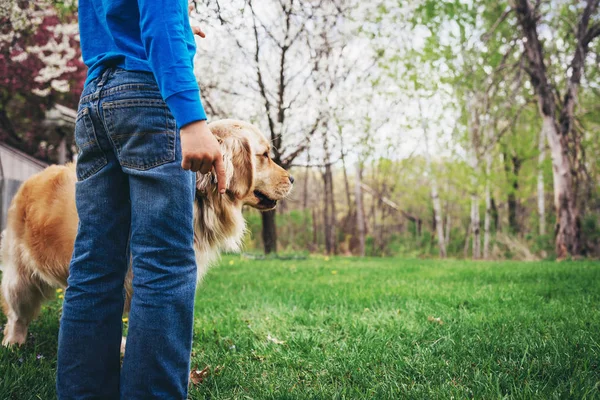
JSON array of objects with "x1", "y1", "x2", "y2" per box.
[{"x1": 262, "y1": 152, "x2": 269, "y2": 159}]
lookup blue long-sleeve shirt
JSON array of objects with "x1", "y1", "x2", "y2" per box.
[{"x1": 79, "y1": 0, "x2": 207, "y2": 127}]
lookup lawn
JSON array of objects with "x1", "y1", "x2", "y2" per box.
[{"x1": 1, "y1": 256, "x2": 599, "y2": 399}]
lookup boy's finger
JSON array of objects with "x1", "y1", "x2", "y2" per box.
[
  {"x1": 190, "y1": 160, "x2": 202, "y2": 173},
  {"x1": 198, "y1": 160, "x2": 211, "y2": 175},
  {"x1": 182, "y1": 156, "x2": 192, "y2": 171},
  {"x1": 214, "y1": 155, "x2": 226, "y2": 194},
  {"x1": 192, "y1": 26, "x2": 206, "y2": 38}
]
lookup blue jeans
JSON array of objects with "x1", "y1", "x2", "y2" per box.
[{"x1": 57, "y1": 68, "x2": 198, "y2": 399}]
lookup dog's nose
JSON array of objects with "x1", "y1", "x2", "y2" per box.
[{"x1": 289, "y1": 175, "x2": 295, "y2": 184}]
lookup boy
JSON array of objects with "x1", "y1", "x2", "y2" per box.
[{"x1": 56, "y1": 1, "x2": 224, "y2": 398}]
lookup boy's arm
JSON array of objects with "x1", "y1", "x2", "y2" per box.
[
  {"x1": 137, "y1": 1, "x2": 225, "y2": 189},
  {"x1": 137, "y1": 0, "x2": 206, "y2": 128}
]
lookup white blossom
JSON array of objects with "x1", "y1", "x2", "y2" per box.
[
  {"x1": 50, "y1": 79, "x2": 70, "y2": 93},
  {"x1": 31, "y1": 87, "x2": 51, "y2": 97},
  {"x1": 2, "y1": 1, "x2": 81, "y2": 98},
  {"x1": 10, "y1": 52, "x2": 29, "y2": 62}
]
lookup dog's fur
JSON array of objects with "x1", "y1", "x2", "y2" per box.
[{"x1": 1, "y1": 119, "x2": 293, "y2": 346}]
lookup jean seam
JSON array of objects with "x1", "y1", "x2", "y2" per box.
[
  {"x1": 79, "y1": 158, "x2": 108, "y2": 180},
  {"x1": 103, "y1": 99, "x2": 167, "y2": 108},
  {"x1": 77, "y1": 105, "x2": 108, "y2": 180},
  {"x1": 76, "y1": 107, "x2": 88, "y2": 121},
  {"x1": 111, "y1": 131, "x2": 175, "y2": 139},
  {"x1": 80, "y1": 83, "x2": 161, "y2": 103},
  {"x1": 103, "y1": 107, "x2": 121, "y2": 155},
  {"x1": 120, "y1": 157, "x2": 174, "y2": 170}
]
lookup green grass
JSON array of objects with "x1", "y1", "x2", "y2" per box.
[{"x1": 1, "y1": 257, "x2": 600, "y2": 399}]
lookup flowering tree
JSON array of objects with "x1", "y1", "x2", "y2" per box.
[{"x1": 0, "y1": 0, "x2": 85, "y2": 162}]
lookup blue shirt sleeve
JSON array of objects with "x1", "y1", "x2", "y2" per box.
[{"x1": 137, "y1": 0, "x2": 207, "y2": 127}]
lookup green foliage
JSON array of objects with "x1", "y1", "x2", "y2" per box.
[
  {"x1": 582, "y1": 215, "x2": 600, "y2": 255},
  {"x1": 2, "y1": 257, "x2": 600, "y2": 398},
  {"x1": 528, "y1": 233, "x2": 555, "y2": 260},
  {"x1": 243, "y1": 209, "x2": 318, "y2": 253}
]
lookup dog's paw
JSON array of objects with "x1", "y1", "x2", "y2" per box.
[{"x1": 1, "y1": 331, "x2": 26, "y2": 347}]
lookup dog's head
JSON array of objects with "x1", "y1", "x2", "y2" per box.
[{"x1": 196, "y1": 119, "x2": 294, "y2": 211}]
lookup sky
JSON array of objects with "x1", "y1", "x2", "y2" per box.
[{"x1": 188, "y1": 0, "x2": 497, "y2": 168}]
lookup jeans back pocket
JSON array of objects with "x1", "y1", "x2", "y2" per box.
[
  {"x1": 102, "y1": 99, "x2": 176, "y2": 170},
  {"x1": 75, "y1": 107, "x2": 108, "y2": 180}
]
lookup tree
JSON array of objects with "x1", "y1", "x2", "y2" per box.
[
  {"x1": 0, "y1": 1, "x2": 84, "y2": 162},
  {"x1": 354, "y1": 162, "x2": 366, "y2": 257},
  {"x1": 420, "y1": 100, "x2": 447, "y2": 258},
  {"x1": 512, "y1": 0, "x2": 600, "y2": 258},
  {"x1": 193, "y1": 0, "x2": 352, "y2": 253}
]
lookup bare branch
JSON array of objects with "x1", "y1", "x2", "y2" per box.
[
  {"x1": 249, "y1": 0, "x2": 277, "y2": 147},
  {"x1": 481, "y1": 7, "x2": 513, "y2": 42},
  {"x1": 281, "y1": 115, "x2": 322, "y2": 168}
]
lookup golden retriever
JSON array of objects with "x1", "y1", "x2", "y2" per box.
[{"x1": 1, "y1": 119, "x2": 293, "y2": 346}]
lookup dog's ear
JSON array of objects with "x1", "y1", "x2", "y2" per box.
[
  {"x1": 196, "y1": 135, "x2": 254, "y2": 198},
  {"x1": 222, "y1": 135, "x2": 254, "y2": 198}
]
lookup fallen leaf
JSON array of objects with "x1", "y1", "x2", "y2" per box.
[
  {"x1": 267, "y1": 334, "x2": 285, "y2": 345},
  {"x1": 427, "y1": 316, "x2": 444, "y2": 325},
  {"x1": 189, "y1": 366, "x2": 210, "y2": 386}
]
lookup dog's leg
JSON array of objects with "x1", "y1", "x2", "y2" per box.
[{"x1": 1, "y1": 262, "x2": 52, "y2": 347}]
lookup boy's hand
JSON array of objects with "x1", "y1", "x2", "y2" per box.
[
  {"x1": 188, "y1": 3, "x2": 206, "y2": 38},
  {"x1": 180, "y1": 120, "x2": 226, "y2": 194},
  {"x1": 191, "y1": 26, "x2": 205, "y2": 38}
]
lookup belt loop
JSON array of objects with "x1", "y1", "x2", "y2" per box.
[{"x1": 96, "y1": 68, "x2": 112, "y2": 88}]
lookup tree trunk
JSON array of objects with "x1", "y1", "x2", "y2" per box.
[
  {"x1": 354, "y1": 164, "x2": 366, "y2": 257},
  {"x1": 261, "y1": 210, "x2": 277, "y2": 254},
  {"x1": 503, "y1": 149, "x2": 521, "y2": 235},
  {"x1": 421, "y1": 113, "x2": 446, "y2": 258},
  {"x1": 303, "y1": 154, "x2": 311, "y2": 244},
  {"x1": 467, "y1": 94, "x2": 481, "y2": 259},
  {"x1": 303, "y1": 155, "x2": 310, "y2": 210},
  {"x1": 491, "y1": 197, "x2": 499, "y2": 232},
  {"x1": 327, "y1": 163, "x2": 337, "y2": 255},
  {"x1": 322, "y1": 129, "x2": 337, "y2": 255},
  {"x1": 537, "y1": 125, "x2": 546, "y2": 235},
  {"x1": 463, "y1": 221, "x2": 471, "y2": 258},
  {"x1": 444, "y1": 204, "x2": 451, "y2": 246},
  {"x1": 507, "y1": 191, "x2": 518, "y2": 234},
  {"x1": 312, "y1": 208, "x2": 318, "y2": 248},
  {"x1": 544, "y1": 116, "x2": 580, "y2": 257},
  {"x1": 483, "y1": 128, "x2": 492, "y2": 259},
  {"x1": 471, "y1": 192, "x2": 481, "y2": 259},
  {"x1": 483, "y1": 168, "x2": 491, "y2": 259},
  {"x1": 322, "y1": 165, "x2": 335, "y2": 255},
  {"x1": 340, "y1": 145, "x2": 352, "y2": 212},
  {"x1": 513, "y1": 0, "x2": 594, "y2": 257}
]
